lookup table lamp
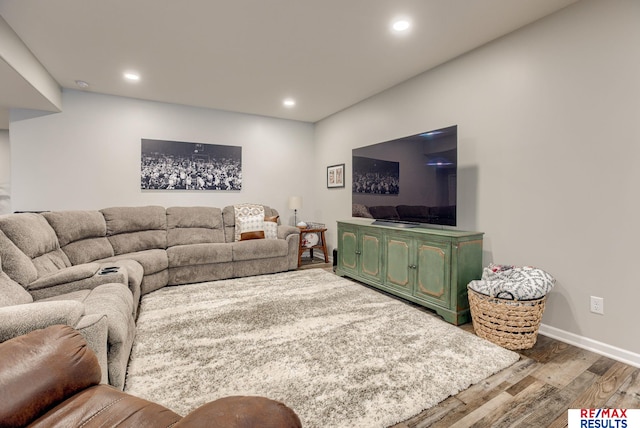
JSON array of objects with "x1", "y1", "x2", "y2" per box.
[{"x1": 288, "y1": 196, "x2": 302, "y2": 225}]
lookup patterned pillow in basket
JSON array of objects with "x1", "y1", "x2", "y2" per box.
[{"x1": 469, "y1": 264, "x2": 555, "y2": 300}]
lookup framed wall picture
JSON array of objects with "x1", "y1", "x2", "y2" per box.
[
  {"x1": 327, "y1": 163, "x2": 345, "y2": 188},
  {"x1": 141, "y1": 138, "x2": 242, "y2": 190}
]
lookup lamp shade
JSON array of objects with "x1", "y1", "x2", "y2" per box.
[{"x1": 288, "y1": 196, "x2": 303, "y2": 210}]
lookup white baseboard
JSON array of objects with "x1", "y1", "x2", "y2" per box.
[{"x1": 539, "y1": 323, "x2": 640, "y2": 368}]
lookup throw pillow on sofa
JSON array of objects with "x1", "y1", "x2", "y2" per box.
[
  {"x1": 236, "y1": 211, "x2": 280, "y2": 241},
  {"x1": 233, "y1": 204, "x2": 265, "y2": 241},
  {"x1": 263, "y1": 216, "x2": 279, "y2": 240},
  {"x1": 237, "y1": 216, "x2": 265, "y2": 241}
]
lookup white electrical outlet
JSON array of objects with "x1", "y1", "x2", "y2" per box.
[{"x1": 590, "y1": 296, "x2": 604, "y2": 315}]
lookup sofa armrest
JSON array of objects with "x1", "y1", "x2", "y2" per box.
[
  {"x1": 27, "y1": 264, "x2": 129, "y2": 301},
  {"x1": 174, "y1": 396, "x2": 302, "y2": 428},
  {"x1": 0, "y1": 300, "x2": 84, "y2": 342},
  {"x1": 0, "y1": 301, "x2": 110, "y2": 385},
  {"x1": 28, "y1": 263, "x2": 101, "y2": 290},
  {"x1": 277, "y1": 225, "x2": 300, "y2": 240},
  {"x1": 74, "y1": 314, "x2": 109, "y2": 384},
  {"x1": 0, "y1": 325, "x2": 103, "y2": 428}
]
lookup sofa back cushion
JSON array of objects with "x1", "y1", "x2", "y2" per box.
[
  {"x1": 166, "y1": 206, "x2": 225, "y2": 247},
  {"x1": 43, "y1": 211, "x2": 115, "y2": 265},
  {"x1": 101, "y1": 206, "x2": 167, "y2": 255},
  {"x1": 222, "y1": 205, "x2": 279, "y2": 243},
  {"x1": 0, "y1": 255, "x2": 33, "y2": 307},
  {"x1": 0, "y1": 230, "x2": 37, "y2": 286},
  {"x1": 0, "y1": 213, "x2": 70, "y2": 279}
]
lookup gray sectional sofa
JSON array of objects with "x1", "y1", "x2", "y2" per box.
[{"x1": 0, "y1": 205, "x2": 299, "y2": 390}]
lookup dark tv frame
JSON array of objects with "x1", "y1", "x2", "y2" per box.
[{"x1": 352, "y1": 125, "x2": 457, "y2": 227}]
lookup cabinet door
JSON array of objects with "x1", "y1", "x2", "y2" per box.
[
  {"x1": 384, "y1": 234, "x2": 413, "y2": 295},
  {"x1": 359, "y1": 229, "x2": 382, "y2": 282},
  {"x1": 338, "y1": 225, "x2": 358, "y2": 275},
  {"x1": 413, "y1": 240, "x2": 450, "y2": 307}
]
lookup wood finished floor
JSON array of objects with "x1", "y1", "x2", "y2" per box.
[{"x1": 298, "y1": 262, "x2": 640, "y2": 428}]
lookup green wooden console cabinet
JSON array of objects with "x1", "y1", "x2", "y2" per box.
[{"x1": 336, "y1": 219, "x2": 484, "y2": 325}]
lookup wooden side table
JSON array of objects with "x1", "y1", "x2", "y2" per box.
[{"x1": 298, "y1": 228, "x2": 329, "y2": 267}]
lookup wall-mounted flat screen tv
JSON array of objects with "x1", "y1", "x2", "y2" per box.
[{"x1": 352, "y1": 125, "x2": 457, "y2": 227}]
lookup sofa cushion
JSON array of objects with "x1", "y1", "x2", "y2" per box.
[
  {"x1": 31, "y1": 249, "x2": 72, "y2": 280},
  {"x1": 101, "y1": 206, "x2": 167, "y2": 235},
  {"x1": 166, "y1": 206, "x2": 225, "y2": 246},
  {"x1": 0, "y1": 230, "x2": 37, "y2": 286},
  {"x1": 42, "y1": 210, "x2": 107, "y2": 247},
  {"x1": 98, "y1": 249, "x2": 168, "y2": 276},
  {"x1": 43, "y1": 211, "x2": 114, "y2": 265},
  {"x1": 231, "y1": 239, "x2": 289, "y2": 262},
  {"x1": 61, "y1": 237, "x2": 115, "y2": 266},
  {"x1": 0, "y1": 214, "x2": 70, "y2": 279},
  {"x1": 107, "y1": 230, "x2": 167, "y2": 255},
  {"x1": 0, "y1": 213, "x2": 60, "y2": 259},
  {"x1": 167, "y1": 243, "x2": 233, "y2": 267},
  {"x1": 101, "y1": 206, "x2": 167, "y2": 255}
]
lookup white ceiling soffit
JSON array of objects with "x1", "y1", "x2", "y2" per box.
[
  {"x1": 0, "y1": 15, "x2": 61, "y2": 130},
  {"x1": 0, "y1": 0, "x2": 578, "y2": 124}
]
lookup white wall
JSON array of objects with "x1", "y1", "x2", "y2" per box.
[
  {"x1": 315, "y1": 0, "x2": 640, "y2": 357},
  {"x1": 0, "y1": 130, "x2": 10, "y2": 214},
  {"x1": 9, "y1": 90, "x2": 315, "y2": 224}
]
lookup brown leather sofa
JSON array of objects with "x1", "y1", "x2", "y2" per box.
[{"x1": 0, "y1": 325, "x2": 302, "y2": 428}]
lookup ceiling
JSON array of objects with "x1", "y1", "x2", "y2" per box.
[{"x1": 0, "y1": 0, "x2": 578, "y2": 126}]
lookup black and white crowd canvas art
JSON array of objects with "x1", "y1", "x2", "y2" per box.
[{"x1": 141, "y1": 139, "x2": 242, "y2": 191}]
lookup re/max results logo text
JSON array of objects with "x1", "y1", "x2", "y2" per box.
[{"x1": 568, "y1": 409, "x2": 640, "y2": 428}]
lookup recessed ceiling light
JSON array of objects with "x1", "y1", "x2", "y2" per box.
[
  {"x1": 75, "y1": 80, "x2": 90, "y2": 89},
  {"x1": 283, "y1": 98, "x2": 296, "y2": 108},
  {"x1": 124, "y1": 72, "x2": 140, "y2": 82},
  {"x1": 392, "y1": 19, "x2": 411, "y2": 33}
]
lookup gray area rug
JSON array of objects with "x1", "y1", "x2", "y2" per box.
[{"x1": 124, "y1": 269, "x2": 519, "y2": 427}]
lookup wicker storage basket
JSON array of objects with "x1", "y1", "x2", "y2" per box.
[{"x1": 467, "y1": 286, "x2": 546, "y2": 350}]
